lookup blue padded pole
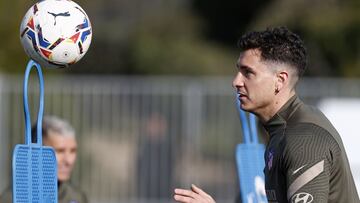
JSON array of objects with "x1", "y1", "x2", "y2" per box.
[
  {"x1": 249, "y1": 113, "x2": 258, "y2": 143},
  {"x1": 236, "y1": 93, "x2": 251, "y2": 144}
]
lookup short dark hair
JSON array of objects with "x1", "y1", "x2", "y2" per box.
[{"x1": 238, "y1": 26, "x2": 307, "y2": 77}]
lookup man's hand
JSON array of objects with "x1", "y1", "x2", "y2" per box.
[{"x1": 174, "y1": 184, "x2": 216, "y2": 203}]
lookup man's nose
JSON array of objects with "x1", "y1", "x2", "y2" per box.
[
  {"x1": 232, "y1": 72, "x2": 244, "y2": 89},
  {"x1": 63, "y1": 151, "x2": 72, "y2": 164}
]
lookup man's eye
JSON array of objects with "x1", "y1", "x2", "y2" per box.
[
  {"x1": 245, "y1": 69, "x2": 252, "y2": 76},
  {"x1": 56, "y1": 149, "x2": 65, "y2": 153}
]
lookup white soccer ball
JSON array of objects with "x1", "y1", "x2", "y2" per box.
[{"x1": 20, "y1": 0, "x2": 92, "y2": 68}]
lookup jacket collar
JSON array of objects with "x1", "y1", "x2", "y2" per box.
[{"x1": 263, "y1": 95, "x2": 302, "y2": 136}]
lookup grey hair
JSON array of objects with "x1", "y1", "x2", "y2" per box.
[{"x1": 31, "y1": 115, "x2": 75, "y2": 142}]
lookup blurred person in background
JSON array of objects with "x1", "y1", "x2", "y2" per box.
[
  {"x1": 174, "y1": 27, "x2": 359, "y2": 203},
  {"x1": 137, "y1": 111, "x2": 174, "y2": 202},
  {"x1": 0, "y1": 115, "x2": 88, "y2": 203}
]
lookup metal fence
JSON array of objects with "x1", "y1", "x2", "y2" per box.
[{"x1": 0, "y1": 75, "x2": 359, "y2": 203}]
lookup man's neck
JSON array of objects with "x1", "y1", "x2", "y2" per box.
[{"x1": 257, "y1": 91, "x2": 296, "y2": 123}]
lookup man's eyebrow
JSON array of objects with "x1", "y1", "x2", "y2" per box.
[{"x1": 237, "y1": 64, "x2": 253, "y2": 71}]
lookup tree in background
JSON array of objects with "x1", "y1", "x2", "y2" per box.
[
  {"x1": 0, "y1": 0, "x2": 358, "y2": 77},
  {"x1": 0, "y1": 0, "x2": 31, "y2": 73},
  {"x1": 69, "y1": 0, "x2": 237, "y2": 75}
]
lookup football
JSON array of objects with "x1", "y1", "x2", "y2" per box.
[{"x1": 20, "y1": 0, "x2": 92, "y2": 68}]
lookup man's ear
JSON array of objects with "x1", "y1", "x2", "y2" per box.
[{"x1": 275, "y1": 70, "x2": 289, "y2": 93}]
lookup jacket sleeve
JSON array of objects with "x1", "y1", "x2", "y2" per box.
[{"x1": 281, "y1": 126, "x2": 335, "y2": 203}]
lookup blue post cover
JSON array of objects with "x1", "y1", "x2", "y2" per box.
[
  {"x1": 236, "y1": 143, "x2": 267, "y2": 203},
  {"x1": 235, "y1": 94, "x2": 267, "y2": 203}
]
